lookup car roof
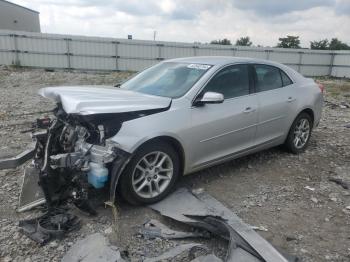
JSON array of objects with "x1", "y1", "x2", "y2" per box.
[
  {"x1": 167, "y1": 56, "x2": 284, "y2": 67},
  {"x1": 166, "y1": 56, "x2": 305, "y2": 82}
]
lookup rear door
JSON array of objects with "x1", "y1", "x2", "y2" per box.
[
  {"x1": 253, "y1": 64, "x2": 297, "y2": 145},
  {"x1": 189, "y1": 64, "x2": 258, "y2": 169}
]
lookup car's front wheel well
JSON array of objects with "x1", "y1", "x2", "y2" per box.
[{"x1": 138, "y1": 136, "x2": 185, "y2": 176}]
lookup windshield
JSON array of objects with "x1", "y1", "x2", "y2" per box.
[{"x1": 121, "y1": 62, "x2": 212, "y2": 98}]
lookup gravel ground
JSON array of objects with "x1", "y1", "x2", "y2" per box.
[{"x1": 0, "y1": 67, "x2": 349, "y2": 262}]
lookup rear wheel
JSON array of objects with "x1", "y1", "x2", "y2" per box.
[
  {"x1": 285, "y1": 112, "x2": 313, "y2": 154},
  {"x1": 119, "y1": 141, "x2": 180, "y2": 205}
]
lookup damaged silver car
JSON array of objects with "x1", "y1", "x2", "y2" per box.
[{"x1": 0, "y1": 56, "x2": 323, "y2": 208}]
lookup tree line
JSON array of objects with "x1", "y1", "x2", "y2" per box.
[{"x1": 209, "y1": 36, "x2": 350, "y2": 50}]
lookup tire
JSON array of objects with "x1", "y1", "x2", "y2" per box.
[
  {"x1": 119, "y1": 141, "x2": 180, "y2": 205},
  {"x1": 285, "y1": 112, "x2": 313, "y2": 154}
]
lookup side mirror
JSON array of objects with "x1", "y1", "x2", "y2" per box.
[{"x1": 196, "y1": 92, "x2": 224, "y2": 106}]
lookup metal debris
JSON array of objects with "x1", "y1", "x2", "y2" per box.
[
  {"x1": 139, "y1": 219, "x2": 209, "y2": 240},
  {"x1": 18, "y1": 163, "x2": 46, "y2": 212},
  {"x1": 150, "y1": 187, "x2": 296, "y2": 262},
  {"x1": 0, "y1": 142, "x2": 36, "y2": 170},
  {"x1": 62, "y1": 233, "x2": 125, "y2": 262},
  {"x1": 328, "y1": 177, "x2": 349, "y2": 190},
  {"x1": 144, "y1": 243, "x2": 207, "y2": 262}
]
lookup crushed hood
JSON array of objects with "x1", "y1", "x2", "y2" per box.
[{"x1": 39, "y1": 86, "x2": 172, "y2": 115}]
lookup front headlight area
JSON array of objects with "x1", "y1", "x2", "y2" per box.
[{"x1": 47, "y1": 120, "x2": 121, "y2": 189}]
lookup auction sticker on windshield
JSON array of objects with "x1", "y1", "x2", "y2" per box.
[{"x1": 187, "y1": 64, "x2": 211, "y2": 70}]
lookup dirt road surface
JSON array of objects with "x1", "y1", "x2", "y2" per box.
[{"x1": 0, "y1": 67, "x2": 349, "y2": 262}]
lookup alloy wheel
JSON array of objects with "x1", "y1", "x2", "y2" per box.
[
  {"x1": 131, "y1": 151, "x2": 173, "y2": 199},
  {"x1": 293, "y1": 118, "x2": 310, "y2": 149}
]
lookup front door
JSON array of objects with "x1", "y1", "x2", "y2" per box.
[{"x1": 189, "y1": 64, "x2": 258, "y2": 169}]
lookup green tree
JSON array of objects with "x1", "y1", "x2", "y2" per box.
[
  {"x1": 235, "y1": 36, "x2": 252, "y2": 46},
  {"x1": 210, "y1": 38, "x2": 232, "y2": 45},
  {"x1": 310, "y1": 39, "x2": 329, "y2": 50},
  {"x1": 328, "y1": 38, "x2": 350, "y2": 50},
  {"x1": 276, "y1": 35, "x2": 301, "y2": 48}
]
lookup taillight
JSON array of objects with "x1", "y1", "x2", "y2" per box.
[{"x1": 316, "y1": 81, "x2": 324, "y2": 93}]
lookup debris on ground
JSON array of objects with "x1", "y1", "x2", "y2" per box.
[
  {"x1": 328, "y1": 177, "x2": 349, "y2": 190},
  {"x1": 150, "y1": 187, "x2": 297, "y2": 262},
  {"x1": 304, "y1": 186, "x2": 315, "y2": 191},
  {"x1": 139, "y1": 219, "x2": 209, "y2": 240},
  {"x1": 144, "y1": 243, "x2": 207, "y2": 262},
  {"x1": 61, "y1": 233, "x2": 125, "y2": 262},
  {"x1": 18, "y1": 208, "x2": 80, "y2": 245}
]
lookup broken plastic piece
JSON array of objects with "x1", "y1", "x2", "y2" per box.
[
  {"x1": 139, "y1": 219, "x2": 209, "y2": 240},
  {"x1": 150, "y1": 188, "x2": 292, "y2": 262},
  {"x1": 191, "y1": 254, "x2": 223, "y2": 262},
  {"x1": 18, "y1": 208, "x2": 80, "y2": 245},
  {"x1": 144, "y1": 243, "x2": 207, "y2": 262}
]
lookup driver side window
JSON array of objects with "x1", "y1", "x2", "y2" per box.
[{"x1": 202, "y1": 64, "x2": 249, "y2": 99}]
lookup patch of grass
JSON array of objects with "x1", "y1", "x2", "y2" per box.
[{"x1": 316, "y1": 77, "x2": 350, "y2": 98}]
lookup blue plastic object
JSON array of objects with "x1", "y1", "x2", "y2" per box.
[{"x1": 87, "y1": 163, "x2": 108, "y2": 189}]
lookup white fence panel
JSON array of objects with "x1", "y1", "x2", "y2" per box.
[
  {"x1": 17, "y1": 37, "x2": 66, "y2": 53},
  {"x1": 0, "y1": 51, "x2": 15, "y2": 64},
  {"x1": 302, "y1": 53, "x2": 332, "y2": 65},
  {"x1": 0, "y1": 30, "x2": 349, "y2": 77},
  {"x1": 19, "y1": 53, "x2": 67, "y2": 68},
  {"x1": 269, "y1": 52, "x2": 300, "y2": 64},
  {"x1": 0, "y1": 34, "x2": 13, "y2": 50},
  {"x1": 300, "y1": 65, "x2": 329, "y2": 76},
  {"x1": 70, "y1": 40, "x2": 115, "y2": 56},
  {"x1": 162, "y1": 45, "x2": 195, "y2": 59},
  {"x1": 196, "y1": 46, "x2": 233, "y2": 56},
  {"x1": 118, "y1": 42, "x2": 158, "y2": 59},
  {"x1": 333, "y1": 54, "x2": 350, "y2": 66},
  {"x1": 118, "y1": 58, "x2": 156, "y2": 71}
]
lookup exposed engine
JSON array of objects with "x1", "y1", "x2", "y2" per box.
[{"x1": 29, "y1": 105, "x2": 121, "y2": 213}]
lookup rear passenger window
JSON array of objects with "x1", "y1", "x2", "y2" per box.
[
  {"x1": 254, "y1": 65, "x2": 283, "y2": 92},
  {"x1": 280, "y1": 70, "x2": 293, "y2": 86}
]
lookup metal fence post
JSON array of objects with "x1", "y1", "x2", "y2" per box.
[
  {"x1": 114, "y1": 41, "x2": 119, "y2": 71},
  {"x1": 12, "y1": 34, "x2": 20, "y2": 66},
  {"x1": 193, "y1": 46, "x2": 198, "y2": 56},
  {"x1": 298, "y1": 51, "x2": 304, "y2": 73},
  {"x1": 156, "y1": 44, "x2": 164, "y2": 61},
  {"x1": 232, "y1": 47, "x2": 237, "y2": 57},
  {"x1": 64, "y1": 38, "x2": 72, "y2": 69},
  {"x1": 328, "y1": 52, "x2": 335, "y2": 76}
]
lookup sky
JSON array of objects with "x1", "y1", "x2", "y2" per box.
[{"x1": 10, "y1": 0, "x2": 350, "y2": 47}]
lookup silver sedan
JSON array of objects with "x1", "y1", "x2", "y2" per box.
[{"x1": 37, "y1": 56, "x2": 324, "y2": 205}]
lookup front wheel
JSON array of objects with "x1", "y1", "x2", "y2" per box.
[
  {"x1": 119, "y1": 141, "x2": 180, "y2": 205},
  {"x1": 285, "y1": 112, "x2": 313, "y2": 154}
]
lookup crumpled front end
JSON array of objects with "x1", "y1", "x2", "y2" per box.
[{"x1": 3, "y1": 105, "x2": 130, "y2": 212}]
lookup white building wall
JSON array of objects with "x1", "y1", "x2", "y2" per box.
[{"x1": 0, "y1": 1, "x2": 40, "y2": 32}]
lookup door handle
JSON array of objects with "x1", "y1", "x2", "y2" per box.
[
  {"x1": 243, "y1": 107, "x2": 256, "y2": 113},
  {"x1": 287, "y1": 97, "x2": 296, "y2": 103}
]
